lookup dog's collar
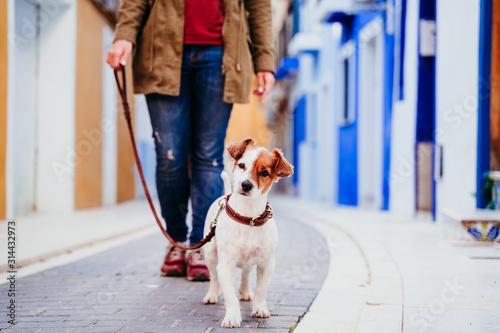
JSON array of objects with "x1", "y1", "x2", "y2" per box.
[{"x1": 224, "y1": 194, "x2": 273, "y2": 227}]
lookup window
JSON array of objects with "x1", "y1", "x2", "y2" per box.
[
  {"x1": 343, "y1": 58, "x2": 349, "y2": 122},
  {"x1": 339, "y1": 41, "x2": 356, "y2": 126}
]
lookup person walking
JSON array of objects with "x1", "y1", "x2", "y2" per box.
[{"x1": 106, "y1": 0, "x2": 275, "y2": 281}]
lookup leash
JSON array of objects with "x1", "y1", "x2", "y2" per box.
[{"x1": 113, "y1": 65, "x2": 216, "y2": 251}]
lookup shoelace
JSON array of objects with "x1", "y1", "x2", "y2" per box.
[
  {"x1": 189, "y1": 250, "x2": 205, "y2": 265},
  {"x1": 167, "y1": 247, "x2": 185, "y2": 261}
]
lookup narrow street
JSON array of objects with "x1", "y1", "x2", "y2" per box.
[
  {"x1": 1, "y1": 195, "x2": 499, "y2": 332},
  {"x1": 0, "y1": 201, "x2": 328, "y2": 333},
  {"x1": 2, "y1": 0, "x2": 500, "y2": 332}
]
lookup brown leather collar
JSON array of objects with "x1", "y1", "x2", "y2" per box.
[{"x1": 224, "y1": 194, "x2": 273, "y2": 227}]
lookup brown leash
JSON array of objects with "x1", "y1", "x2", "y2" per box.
[{"x1": 113, "y1": 65, "x2": 215, "y2": 251}]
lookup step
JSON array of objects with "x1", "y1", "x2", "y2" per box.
[{"x1": 439, "y1": 209, "x2": 500, "y2": 243}]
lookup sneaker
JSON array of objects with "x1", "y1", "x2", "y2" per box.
[
  {"x1": 186, "y1": 249, "x2": 210, "y2": 281},
  {"x1": 161, "y1": 243, "x2": 186, "y2": 277}
]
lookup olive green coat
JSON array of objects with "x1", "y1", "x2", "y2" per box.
[{"x1": 114, "y1": 0, "x2": 275, "y2": 104}]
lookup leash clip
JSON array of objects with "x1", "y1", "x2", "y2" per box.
[
  {"x1": 210, "y1": 198, "x2": 226, "y2": 229},
  {"x1": 250, "y1": 218, "x2": 256, "y2": 227},
  {"x1": 210, "y1": 220, "x2": 217, "y2": 230}
]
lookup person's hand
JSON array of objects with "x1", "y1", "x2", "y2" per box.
[
  {"x1": 106, "y1": 39, "x2": 133, "y2": 71},
  {"x1": 253, "y1": 71, "x2": 275, "y2": 102}
]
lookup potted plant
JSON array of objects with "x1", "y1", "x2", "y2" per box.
[{"x1": 482, "y1": 171, "x2": 500, "y2": 210}]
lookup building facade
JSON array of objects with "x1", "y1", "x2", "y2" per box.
[
  {"x1": 277, "y1": 0, "x2": 500, "y2": 219},
  {"x1": 0, "y1": 0, "x2": 136, "y2": 220},
  {"x1": 0, "y1": 0, "x2": 275, "y2": 220}
]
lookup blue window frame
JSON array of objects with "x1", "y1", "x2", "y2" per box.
[
  {"x1": 477, "y1": 0, "x2": 492, "y2": 208},
  {"x1": 398, "y1": 0, "x2": 407, "y2": 100},
  {"x1": 339, "y1": 42, "x2": 356, "y2": 126}
]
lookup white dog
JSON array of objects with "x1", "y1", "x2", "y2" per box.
[{"x1": 202, "y1": 138, "x2": 294, "y2": 328}]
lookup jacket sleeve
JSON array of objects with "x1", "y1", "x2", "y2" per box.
[
  {"x1": 244, "y1": 0, "x2": 276, "y2": 74},
  {"x1": 114, "y1": 0, "x2": 150, "y2": 46}
]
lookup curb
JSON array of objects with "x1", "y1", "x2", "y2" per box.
[
  {"x1": 0, "y1": 225, "x2": 156, "y2": 284},
  {"x1": 272, "y1": 197, "x2": 404, "y2": 332},
  {"x1": 0, "y1": 224, "x2": 156, "y2": 273}
]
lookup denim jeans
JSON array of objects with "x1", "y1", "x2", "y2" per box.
[{"x1": 146, "y1": 45, "x2": 233, "y2": 245}]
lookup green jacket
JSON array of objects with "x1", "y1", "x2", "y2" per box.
[{"x1": 114, "y1": 0, "x2": 276, "y2": 104}]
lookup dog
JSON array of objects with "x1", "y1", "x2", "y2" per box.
[{"x1": 202, "y1": 138, "x2": 294, "y2": 328}]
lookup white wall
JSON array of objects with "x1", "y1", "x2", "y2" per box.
[
  {"x1": 316, "y1": 24, "x2": 339, "y2": 204},
  {"x1": 435, "y1": 0, "x2": 480, "y2": 214},
  {"x1": 11, "y1": 0, "x2": 37, "y2": 216},
  {"x1": 358, "y1": 17, "x2": 385, "y2": 209},
  {"x1": 36, "y1": 1, "x2": 77, "y2": 212},
  {"x1": 389, "y1": 0, "x2": 419, "y2": 215},
  {"x1": 7, "y1": 0, "x2": 77, "y2": 217},
  {"x1": 292, "y1": 24, "x2": 340, "y2": 204},
  {"x1": 102, "y1": 25, "x2": 118, "y2": 206},
  {"x1": 300, "y1": 0, "x2": 319, "y2": 33},
  {"x1": 296, "y1": 53, "x2": 315, "y2": 200},
  {"x1": 134, "y1": 94, "x2": 157, "y2": 199}
]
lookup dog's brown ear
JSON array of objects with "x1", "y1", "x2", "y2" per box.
[
  {"x1": 272, "y1": 149, "x2": 294, "y2": 178},
  {"x1": 227, "y1": 138, "x2": 256, "y2": 160}
]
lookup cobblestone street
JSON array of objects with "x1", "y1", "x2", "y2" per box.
[{"x1": 0, "y1": 214, "x2": 328, "y2": 333}]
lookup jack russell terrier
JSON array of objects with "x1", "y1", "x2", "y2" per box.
[{"x1": 201, "y1": 138, "x2": 294, "y2": 328}]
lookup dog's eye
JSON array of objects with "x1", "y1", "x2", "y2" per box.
[
  {"x1": 259, "y1": 170, "x2": 269, "y2": 177},
  {"x1": 238, "y1": 163, "x2": 245, "y2": 169}
]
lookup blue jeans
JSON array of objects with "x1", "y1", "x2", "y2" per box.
[{"x1": 146, "y1": 45, "x2": 232, "y2": 245}]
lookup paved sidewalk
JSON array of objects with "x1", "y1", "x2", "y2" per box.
[
  {"x1": 0, "y1": 200, "x2": 157, "y2": 271},
  {"x1": 271, "y1": 196, "x2": 500, "y2": 333},
  {"x1": 2, "y1": 195, "x2": 499, "y2": 332},
  {"x1": 0, "y1": 202, "x2": 328, "y2": 332}
]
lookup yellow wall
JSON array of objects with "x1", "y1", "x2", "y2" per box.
[
  {"x1": 116, "y1": 64, "x2": 136, "y2": 203},
  {"x1": 226, "y1": 76, "x2": 270, "y2": 148},
  {"x1": 75, "y1": 0, "x2": 105, "y2": 209},
  {"x1": 0, "y1": 2, "x2": 8, "y2": 219},
  {"x1": 74, "y1": 0, "x2": 135, "y2": 209}
]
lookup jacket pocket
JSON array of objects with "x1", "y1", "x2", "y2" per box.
[{"x1": 247, "y1": 35, "x2": 254, "y2": 59}]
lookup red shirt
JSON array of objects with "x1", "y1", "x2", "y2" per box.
[{"x1": 184, "y1": 0, "x2": 224, "y2": 45}]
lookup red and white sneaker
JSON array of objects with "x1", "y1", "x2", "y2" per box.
[
  {"x1": 186, "y1": 249, "x2": 210, "y2": 281},
  {"x1": 161, "y1": 244, "x2": 186, "y2": 277}
]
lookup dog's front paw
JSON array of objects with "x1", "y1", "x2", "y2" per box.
[
  {"x1": 202, "y1": 293, "x2": 219, "y2": 304},
  {"x1": 221, "y1": 313, "x2": 242, "y2": 328},
  {"x1": 239, "y1": 290, "x2": 253, "y2": 301},
  {"x1": 251, "y1": 307, "x2": 270, "y2": 318}
]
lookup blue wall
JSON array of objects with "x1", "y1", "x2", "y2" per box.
[
  {"x1": 337, "y1": 11, "x2": 393, "y2": 208},
  {"x1": 383, "y1": 11, "x2": 395, "y2": 211},
  {"x1": 293, "y1": 95, "x2": 307, "y2": 189},
  {"x1": 415, "y1": 0, "x2": 436, "y2": 217},
  {"x1": 477, "y1": 0, "x2": 492, "y2": 208},
  {"x1": 290, "y1": 3, "x2": 398, "y2": 209},
  {"x1": 416, "y1": 1, "x2": 436, "y2": 143},
  {"x1": 338, "y1": 123, "x2": 358, "y2": 205}
]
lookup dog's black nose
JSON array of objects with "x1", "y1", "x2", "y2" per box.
[{"x1": 241, "y1": 180, "x2": 253, "y2": 192}]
